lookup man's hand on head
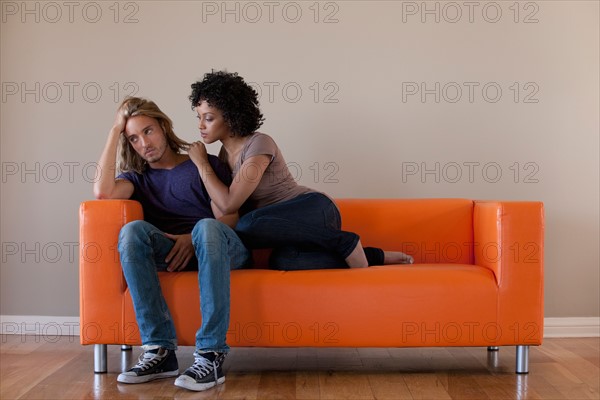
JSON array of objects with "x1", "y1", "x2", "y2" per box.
[
  {"x1": 112, "y1": 103, "x2": 129, "y2": 135},
  {"x1": 163, "y1": 233, "x2": 194, "y2": 272}
]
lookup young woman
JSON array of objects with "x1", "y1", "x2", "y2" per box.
[{"x1": 187, "y1": 71, "x2": 413, "y2": 269}]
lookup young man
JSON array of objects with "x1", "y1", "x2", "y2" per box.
[{"x1": 94, "y1": 97, "x2": 249, "y2": 392}]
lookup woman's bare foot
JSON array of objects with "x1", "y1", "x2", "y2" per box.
[
  {"x1": 345, "y1": 241, "x2": 369, "y2": 268},
  {"x1": 383, "y1": 251, "x2": 414, "y2": 265}
]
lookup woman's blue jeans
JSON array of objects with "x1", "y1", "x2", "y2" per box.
[
  {"x1": 235, "y1": 192, "x2": 361, "y2": 270},
  {"x1": 118, "y1": 219, "x2": 250, "y2": 353}
]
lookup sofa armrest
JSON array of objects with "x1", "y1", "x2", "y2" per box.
[
  {"x1": 474, "y1": 201, "x2": 544, "y2": 344},
  {"x1": 79, "y1": 200, "x2": 143, "y2": 345}
]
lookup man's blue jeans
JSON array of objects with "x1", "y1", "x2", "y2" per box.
[{"x1": 118, "y1": 218, "x2": 250, "y2": 353}]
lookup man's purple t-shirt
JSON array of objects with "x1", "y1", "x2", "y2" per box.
[{"x1": 117, "y1": 155, "x2": 230, "y2": 235}]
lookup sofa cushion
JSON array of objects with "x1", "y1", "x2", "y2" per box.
[
  {"x1": 337, "y1": 198, "x2": 474, "y2": 264},
  {"x1": 121, "y1": 264, "x2": 498, "y2": 348}
]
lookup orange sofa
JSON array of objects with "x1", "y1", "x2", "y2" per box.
[{"x1": 79, "y1": 198, "x2": 544, "y2": 374}]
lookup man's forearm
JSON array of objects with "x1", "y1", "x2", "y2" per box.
[{"x1": 93, "y1": 128, "x2": 125, "y2": 199}]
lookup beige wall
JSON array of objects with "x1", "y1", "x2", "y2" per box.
[{"x1": 1, "y1": 1, "x2": 598, "y2": 318}]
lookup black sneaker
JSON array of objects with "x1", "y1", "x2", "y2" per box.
[
  {"x1": 174, "y1": 351, "x2": 226, "y2": 391},
  {"x1": 117, "y1": 347, "x2": 179, "y2": 384}
]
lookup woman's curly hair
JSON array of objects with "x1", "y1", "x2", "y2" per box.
[{"x1": 189, "y1": 71, "x2": 264, "y2": 137}]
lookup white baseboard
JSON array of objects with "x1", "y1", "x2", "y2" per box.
[
  {"x1": 1, "y1": 315, "x2": 80, "y2": 336},
  {"x1": 543, "y1": 317, "x2": 600, "y2": 338},
  {"x1": 1, "y1": 316, "x2": 599, "y2": 338}
]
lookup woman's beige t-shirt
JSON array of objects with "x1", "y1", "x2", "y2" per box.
[{"x1": 218, "y1": 132, "x2": 313, "y2": 212}]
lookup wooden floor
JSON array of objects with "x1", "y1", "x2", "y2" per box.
[{"x1": 1, "y1": 335, "x2": 598, "y2": 400}]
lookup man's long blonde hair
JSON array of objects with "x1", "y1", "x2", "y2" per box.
[{"x1": 118, "y1": 97, "x2": 189, "y2": 174}]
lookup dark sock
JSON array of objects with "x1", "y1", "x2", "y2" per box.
[{"x1": 364, "y1": 247, "x2": 384, "y2": 266}]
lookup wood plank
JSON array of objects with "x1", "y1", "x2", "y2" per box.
[
  {"x1": 295, "y1": 371, "x2": 320, "y2": 400},
  {"x1": 219, "y1": 372, "x2": 261, "y2": 400},
  {"x1": 257, "y1": 371, "x2": 297, "y2": 399},
  {"x1": 366, "y1": 372, "x2": 414, "y2": 400},
  {"x1": 318, "y1": 371, "x2": 375, "y2": 400},
  {"x1": 1, "y1": 336, "x2": 599, "y2": 400},
  {"x1": 0, "y1": 335, "x2": 83, "y2": 399},
  {"x1": 436, "y1": 371, "x2": 492, "y2": 399},
  {"x1": 403, "y1": 373, "x2": 452, "y2": 400},
  {"x1": 537, "y1": 339, "x2": 600, "y2": 387}
]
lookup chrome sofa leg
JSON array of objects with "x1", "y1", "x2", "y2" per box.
[
  {"x1": 121, "y1": 345, "x2": 132, "y2": 351},
  {"x1": 516, "y1": 345, "x2": 529, "y2": 374},
  {"x1": 486, "y1": 346, "x2": 500, "y2": 369},
  {"x1": 94, "y1": 344, "x2": 107, "y2": 374}
]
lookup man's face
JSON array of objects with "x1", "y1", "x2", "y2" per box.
[
  {"x1": 124, "y1": 115, "x2": 169, "y2": 165},
  {"x1": 195, "y1": 101, "x2": 234, "y2": 144}
]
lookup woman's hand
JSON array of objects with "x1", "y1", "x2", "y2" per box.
[{"x1": 188, "y1": 141, "x2": 209, "y2": 167}]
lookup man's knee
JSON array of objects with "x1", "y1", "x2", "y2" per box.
[
  {"x1": 118, "y1": 221, "x2": 167, "y2": 271},
  {"x1": 118, "y1": 221, "x2": 159, "y2": 261},
  {"x1": 192, "y1": 219, "x2": 229, "y2": 255},
  {"x1": 192, "y1": 218, "x2": 226, "y2": 242},
  {"x1": 119, "y1": 220, "x2": 152, "y2": 243}
]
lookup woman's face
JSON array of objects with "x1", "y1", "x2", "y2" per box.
[{"x1": 195, "y1": 101, "x2": 234, "y2": 144}]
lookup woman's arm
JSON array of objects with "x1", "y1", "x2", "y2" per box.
[
  {"x1": 188, "y1": 141, "x2": 270, "y2": 215},
  {"x1": 211, "y1": 201, "x2": 240, "y2": 229},
  {"x1": 93, "y1": 107, "x2": 134, "y2": 199}
]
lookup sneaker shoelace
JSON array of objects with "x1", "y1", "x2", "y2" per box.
[
  {"x1": 189, "y1": 353, "x2": 218, "y2": 382},
  {"x1": 134, "y1": 350, "x2": 164, "y2": 371}
]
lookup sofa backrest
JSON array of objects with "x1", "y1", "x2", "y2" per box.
[{"x1": 336, "y1": 198, "x2": 474, "y2": 264}]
